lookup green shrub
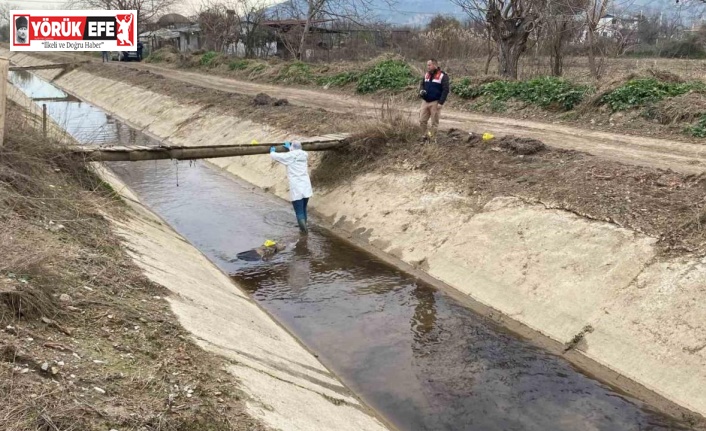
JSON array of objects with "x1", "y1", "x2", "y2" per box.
[
  {"x1": 523, "y1": 77, "x2": 591, "y2": 110},
  {"x1": 228, "y1": 59, "x2": 250, "y2": 71},
  {"x1": 452, "y1": 77, "x2": 484, "y2": 99},
  {"x1": 481, "y1": 80, "x2": 519, "y2": 101},
  {"x1": 686, "y1": 115, "x2": 706, "y2": 138},
  {"x1": 602, "y1": 79, "x2": 706, "y2": 111},
  {"x1": 200, "y1": 51, "x2": 219, "y2": 67},
  {"x1": 356, "y1": 60, "x2": 416, "y2": 94},
  {"x1": 453, "y1": 76, "x2": 590, "y2": 111},
  {"x1": 318, "y1": 71, "x2": 360, "y2": 87},
  {"x1": 277, "y1": 62, "x2": 313, "y2": 84}
]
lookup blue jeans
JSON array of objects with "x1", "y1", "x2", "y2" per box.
[{"x1": 292, "y1": 198, "x2": 309, "y2": 221}]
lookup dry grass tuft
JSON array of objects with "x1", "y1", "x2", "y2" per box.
[
  {"x1": 1, "y1": 94, "x2": 266, "y2": 431},
  {"x1": 357, "y1": 96, "x2": 421, "y2": 145},
  {"x1": 312, "y1": 95, "x2": 420, "y2": 186},
  {"x1": 654, "y1": 92, "x2": 706, "y2": 125},
  {"x1": 645, "y1": 68, "x2": 685, "y2": 84},
  {"x1": 579, "y1": 72, "x2": 642, "y2": 110},
  {"x1": 0, "y1": 103, "x2": 120, "y2": 327},
  {"x1": 0, "y1": 285, "x2": 57, "y2": 323}
]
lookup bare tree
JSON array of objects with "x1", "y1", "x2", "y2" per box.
[
  {"x1": 427, "y1": 15, "x2": 463, "y2": 31},
  {"x1": 659, "y1": 9, "x2": 685, "y2": 41},
  {"x1": 452, "y1": 0, "x2": 547, "y2": 79},
  {"x1": 464, "y1": 18, "x2": 495, "y2": 75},
  {"x1": 240, "y1": 0, "x2": 269, "y2": 57},
  {"x1": 193, "y1": 0, "x2": 270, "y2": 56},
  {"x1": 582, "y1": 0, "x2": 609, "y2": 78},
  {"x1": 637, "y1": 12, "x2": 660, "y2": 45},
  {"x1": 271, "y1": 0, "x2": 383, "y2": 61},
  {"x1": 543, "y1": 0, "x2": 586, "y2": 76},
  {"x1": 66, "y1": 0, "x2": 176, "y2": 30},
  {"x1": 197, "y1": 1, "x2": 240, "y2": 52}
]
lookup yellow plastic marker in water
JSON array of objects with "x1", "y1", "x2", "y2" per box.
[
  {"x1": 482, "y1": 133, "x2": 494, "y2": 141},
  {"x1": 263, "y1": 240, "x2": 276, "y2": 247},
  {"x1": 251, "y1": 139, "x2": 259, "y2": 145}
]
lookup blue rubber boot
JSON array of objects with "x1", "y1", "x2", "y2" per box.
[{"x1": 297, "y1": 217, "x2": 308, "y2": 234}]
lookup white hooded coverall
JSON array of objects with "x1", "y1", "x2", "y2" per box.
[{"x1": 270, "y1": 149, "x2": 313, "y2": 202}]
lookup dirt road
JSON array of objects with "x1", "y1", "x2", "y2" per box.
[
  {"x1": 18, "y1": 50, "x2": 706, "y2": 174},
  {"x1": 101, "y1": 61, "x2": 703, "y2": 175}
]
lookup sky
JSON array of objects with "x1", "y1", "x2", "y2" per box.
[
  {"x1": 2, "y1": 0, "x2": 258, "y2": 12},
  {"x1": 3, "y1": 0, "x2": 699, "y2": 24}
]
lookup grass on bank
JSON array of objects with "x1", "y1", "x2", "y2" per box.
[{"x1": 0, "y1": 102, "x2": 265, "y2": 431}]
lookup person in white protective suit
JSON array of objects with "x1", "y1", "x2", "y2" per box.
[{"x1": 270, "y1": 140, "x2": 313, "y2": 234}]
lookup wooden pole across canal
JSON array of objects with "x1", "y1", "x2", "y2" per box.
[{"x1": 72, "y1": 137, "x2": 350, "y2": 162}]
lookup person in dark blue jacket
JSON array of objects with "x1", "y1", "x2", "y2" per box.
[{"x1": 418, "y1": 59, "x2": 450, "y2": 143}]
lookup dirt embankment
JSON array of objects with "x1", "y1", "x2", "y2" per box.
[
  {"x1": 316, "y1": 129, "x2": 706, "y2": 255},
  {"x1": 78, "y1": 64, "x2": 706, "y2": 256},
  {"x1": 0, "y1": 103, "x2": 266, "y2": 430},
  {"x1": 30, "y1": 49, "x2": 706, "y2": 143},
  {"x1": 130, "y1": 49, "x2": 706, "y2": 144}
]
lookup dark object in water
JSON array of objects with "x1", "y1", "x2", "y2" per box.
[
  {"x1": 236, "y1": 243, "x2": 286, "y2": 262},
  {"x1": 236, "y1": 249, "x2": 265, "y2": 261}
]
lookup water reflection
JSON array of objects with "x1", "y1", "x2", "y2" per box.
[
  {"x1": 233, "y1": 232, "x2": 686, "y2": 431},
  {"x1": 9, "y1": 70, "x2": 66, "y2": 99},
  {"x1": 288, "y1": 237, "x2": 311, "y2": 293},
  {"x1": 411, "y1": 285, "x2": 438, "y2": 345},
  {"x1": 9, "y1": 71, "x2": 157, "y2": 147}
]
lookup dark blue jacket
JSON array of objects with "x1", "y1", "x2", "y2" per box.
[{"x1": 420, "y1": 70, "x2": 450, "y2": 105}]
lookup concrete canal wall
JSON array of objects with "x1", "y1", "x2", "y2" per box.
[{"x1": 6, "y1": 50, "x2": 706, "y2": 423}]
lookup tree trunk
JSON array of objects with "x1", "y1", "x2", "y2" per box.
[
  {"x1": 550, "y1": 33, "x2": 562, "y2": 77},
  {"x1": 297, "y1": 14, "x2": 313, "y2": 61},
  {"x1": 497, "y1": 39, "x2": 524, "y2": 80},
  {"x1": 487, "y1": 9, "x2": 533, "y2": 80},
  {"x1": 550, "y1": 21, "x2": 567, "y2": 77},
  {"x1": 244, "y1": 34, "x2": 254, "y2": 58},
  {"x1": 551, "y1": 51, "x2": 562, "y2": 76},
  {"x1": 587, "y1": 26, "x2": 598, "y2": 78},
  {"x1": 484, "y1": 27, "x2": 493, "y2": 75}
]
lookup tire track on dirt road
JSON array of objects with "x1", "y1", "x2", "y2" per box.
[
  {"x1": 120, "y1": 62, "x2": 706, "y2": 174},
  {"x1": 25, "y1": 52, "x2": 706, "y2": 174}
]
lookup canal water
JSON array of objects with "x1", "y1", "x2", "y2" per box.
[{"x1": 10, "y1": 70, "x2": 691, "y2": 431}]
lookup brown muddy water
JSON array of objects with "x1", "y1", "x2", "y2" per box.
[{"x1": 11, "y1": 70, "x2": 694, "y2": 431}]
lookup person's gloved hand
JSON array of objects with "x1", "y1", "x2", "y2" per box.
[
  {"x1": 419, "y1": 89, "x2": 427, "y2": 98},
  {"x1": 270, "y1": 146, "x2": 276, "y2": 153},
  {"x1": 283, "y1": 141, "x2": 291, "y2": 150}
]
